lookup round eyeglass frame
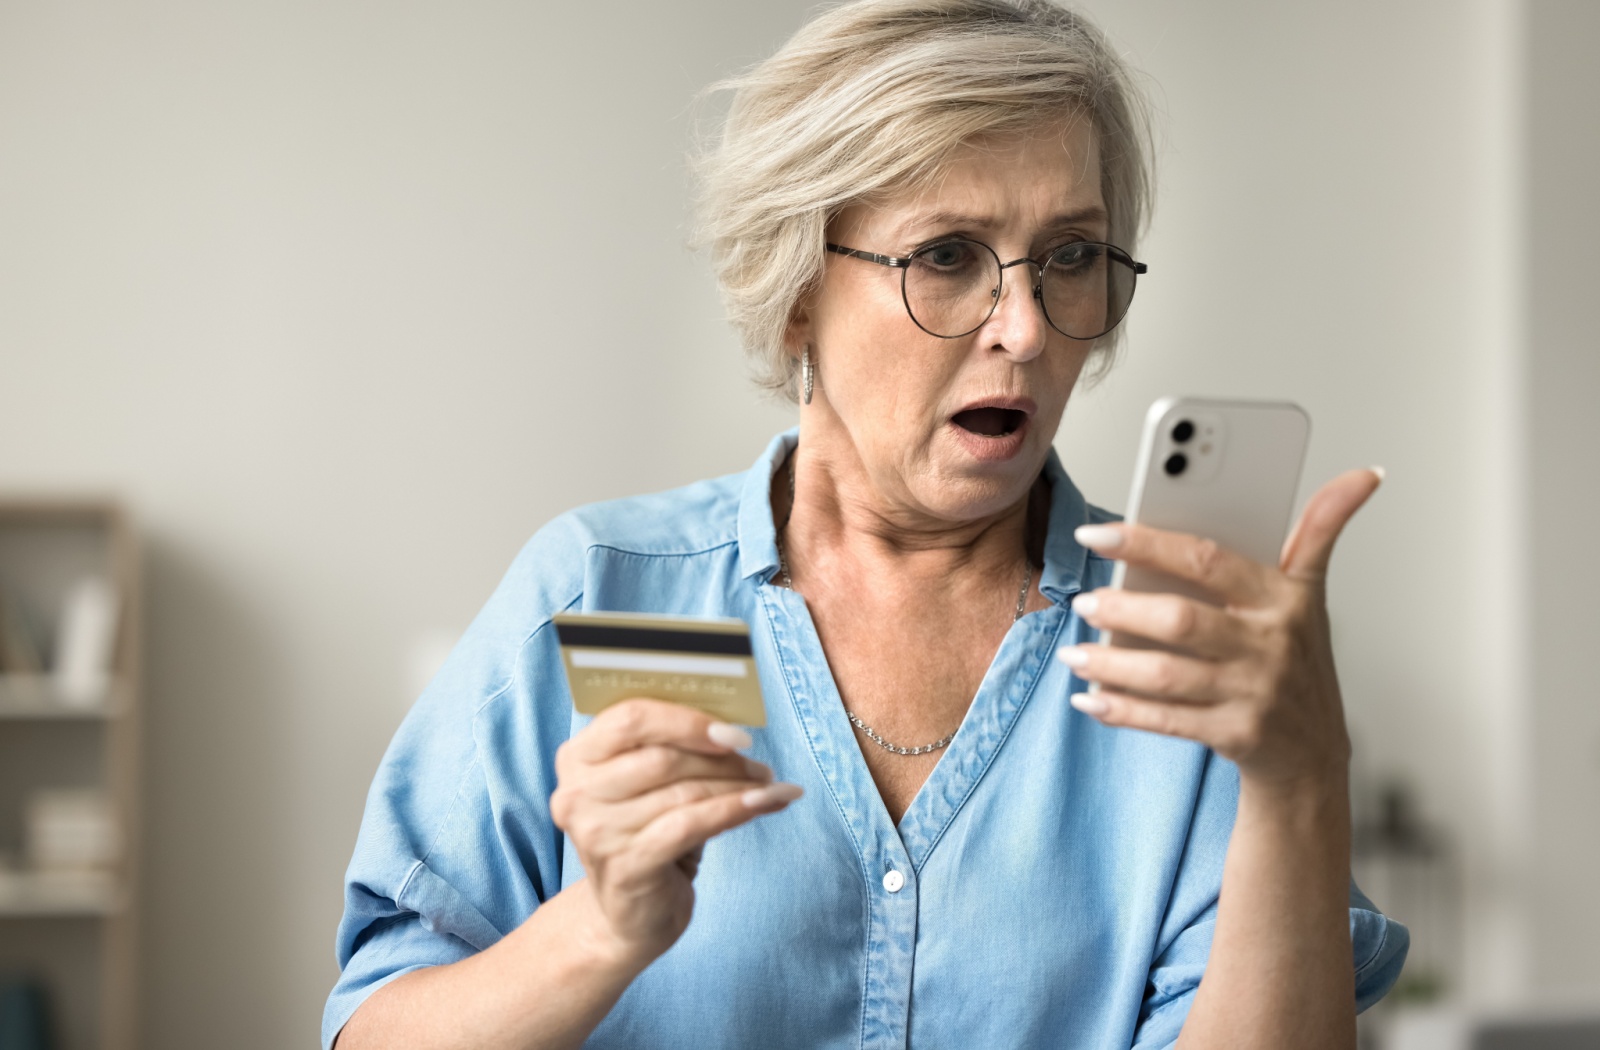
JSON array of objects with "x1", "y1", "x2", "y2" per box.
[{"x1": 824, "y1": 238, "x2": 1148, "y2": 341}]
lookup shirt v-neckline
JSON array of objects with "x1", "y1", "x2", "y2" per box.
[
  {"x1": 760, "y1": 583, "x2": 1070, "y2": 870},
  {"x1": 736, "y1": 428, "x2": 1098, "y2": 873}
]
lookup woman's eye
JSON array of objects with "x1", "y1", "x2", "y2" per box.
[
  {"x1": 921, "y1": 242, "x2": 976, "y2": 269},
  {"x1": 1049, "y1": 242, "x2": 1103, "y2": 273}
]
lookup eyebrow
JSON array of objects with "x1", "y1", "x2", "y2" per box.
[{"x1": 892, "y1": 205, "x2": 1110, "y2": 242}]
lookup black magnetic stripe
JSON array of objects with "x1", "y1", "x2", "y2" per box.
[{"x1": 555, "y1": 623, "x2": 752, "y2": 656}]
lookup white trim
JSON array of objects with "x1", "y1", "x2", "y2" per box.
[{"x1": 568, "y1": 650, "x2": 747, "y2": 678}]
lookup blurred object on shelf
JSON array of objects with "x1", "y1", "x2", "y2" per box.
[
  {"x1": 23, "y1": 790, "x2": 119, "y2": 874},
  {"x1": 50, "y1": 578, "x2": 118, "y2": 709},
  {"x1": 0, "y1": 977, "x2": 54, "y2": 1050},
  {"x1": 0, "y1": 585, "x2": 44, "y2": 675},
  {"x1": 0, "y1": 868, "x2": 119, "y2": 917},
  {"x1": 0, "y1": 675, "x2": 120, "y2": 718},
  {"x1": 1354, "y1": 781, "x2": 1462, "y2": 1005}
]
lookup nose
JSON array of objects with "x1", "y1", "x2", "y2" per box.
[{"x1": 981, "y1": 259, "x2": 1049, "y2": 362}]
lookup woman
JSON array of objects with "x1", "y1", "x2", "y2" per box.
[{"x1": 325, "y1": 1, "x2": 1407, "y2": 1047}]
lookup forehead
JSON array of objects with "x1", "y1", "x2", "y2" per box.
[{"x1": 837, "y1": 116, "x2": 1106, "y2": 243}]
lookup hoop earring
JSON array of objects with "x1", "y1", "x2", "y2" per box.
[{"x1": 802, "y1": 345, "x2": 815, "y2": 405}]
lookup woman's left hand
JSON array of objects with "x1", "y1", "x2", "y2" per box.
[{"x1": 1058, "y1": 468, "x2": 1383, "y2": 790}]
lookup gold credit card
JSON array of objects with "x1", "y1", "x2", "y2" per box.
[{"x1": 553, "y1": 611, "x2": 766, "y2": 727}]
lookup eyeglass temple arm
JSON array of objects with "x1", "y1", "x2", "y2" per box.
[
  {"x1": 1090, "y1": 247, "x2": 1149, "y2": 275},
  {"x1": 825, "y1": 243, "x2": 910, "y2": 268}
]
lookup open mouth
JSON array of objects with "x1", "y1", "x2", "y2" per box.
[{"x1": 951, "y1": 406, "x2": 1028, "y2": 437}]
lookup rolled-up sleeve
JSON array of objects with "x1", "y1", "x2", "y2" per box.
[
  {"x1": 1350, "y1": 881, "x2": 1410, "y2": 1011},
  {"x1": 1131, "y1": 891, "x2": 1410, "y2": 1048},
  {"x1": 1130, "y1": 753, "x2": 1411, "y2": 1048}
]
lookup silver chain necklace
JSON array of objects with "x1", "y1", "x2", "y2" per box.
[{"x1": 774, "y1": 454, "x2": 1032, "y2": 757}]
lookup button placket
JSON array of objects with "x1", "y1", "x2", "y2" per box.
[
  {"x1": 862, "y1": 848, "x2": 917, "y2": 1048},
  {"x1": 760, "y1": 586, "x2": 919, "y2": 1048}
]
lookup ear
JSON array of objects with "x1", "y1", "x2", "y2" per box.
[{"x1": 783, "y1": 296, "x2": 815, "y2": 362}]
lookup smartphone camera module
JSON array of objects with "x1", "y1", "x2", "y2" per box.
[{"x1": 1153, "y1": 407, "x2": 1225, "y2": 485}]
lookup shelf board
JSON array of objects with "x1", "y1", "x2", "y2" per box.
[
  {"x1": 0, "y1": 871, "x2": 122, "y2": 917},
  {"x1": 0, "y1": 674, "x2": 123, "y2": 719}
]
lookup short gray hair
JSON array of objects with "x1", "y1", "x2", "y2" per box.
[{"x1": 694, "y1": 0, "x2": 1155, "y2": 400}]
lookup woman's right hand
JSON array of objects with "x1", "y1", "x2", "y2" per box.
[{"x1": 550, "y1": 697, "x2": 802, "y2": 965}]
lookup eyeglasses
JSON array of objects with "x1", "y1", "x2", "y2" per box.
[{"x1": 825, "y1": 237, "x2": 1148, "y2": 341}]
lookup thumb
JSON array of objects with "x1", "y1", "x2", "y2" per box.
[{"x1": 1279, "y1": 468, "x2": 1385, "y2": 581}]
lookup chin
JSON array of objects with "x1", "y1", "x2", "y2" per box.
[{"x1": 924, "y1": 426, "x2": 1049, "y2": 521}]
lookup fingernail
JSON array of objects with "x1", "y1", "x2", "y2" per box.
[
  {"x1": 1071, "y1": 592, "x2": 1099, "y2": 617},
  {"x1": 742, "y1": 782, "x2": 803, "y2": 808},
  {"x1": 743, "y1": 757, "x2": 773, "y2": 781},
  {"x1": 1057, "y1": 645, "x2": 1089, "y2": 668},
  {"x1": 1071, "y1": 691, "x2": 1109, "y2": 715},
  {"x1": 1370, "y1": 465, "x2": 1387, "y2": 483},
  {"x1": 1074, "y1": 524, "x2": 1123, "y2": 551},
  {"x1": 708, "y1": 722, "x2": 753, "y2": 750}
]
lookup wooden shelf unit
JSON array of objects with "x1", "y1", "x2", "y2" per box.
[{"x1": 0, "y1": 500, "x2": 141, "y2": 1050}]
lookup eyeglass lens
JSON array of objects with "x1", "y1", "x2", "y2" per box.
[{"x1": 902, "y1": 239, "x2": 1137, "y2": 340}]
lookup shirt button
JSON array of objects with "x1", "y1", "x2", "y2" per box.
[{"x1": 882, "y1": 869, "x2": 905, "y2": 893}]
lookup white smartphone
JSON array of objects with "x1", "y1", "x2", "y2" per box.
[{"x1": 1099, "y1": 397, "x2": 1311, "y2": 653}]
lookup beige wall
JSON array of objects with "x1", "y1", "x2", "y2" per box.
[
  {"x1": 0, "y1": 0, "x2": 1593, "y2": 1045},
  {"x1": 1526, "y1": 0, "x2": 1600, "y2": 1002}
]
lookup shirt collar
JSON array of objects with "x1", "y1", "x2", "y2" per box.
[
  {"x1": 737, "y1": 428, "x2": 796, "y2": 582},
  {"x1": 1036, "y1": 445, "x2": 1096, "y2": 604},
  {"x1": 737, "y1": 427, "x2": 1097, "y2": 603}
]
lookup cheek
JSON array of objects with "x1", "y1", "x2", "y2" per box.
[
  {"x1": 1049, "y1": 340, "x2": 1094, "y2": 392},
  {"x1": 1021, "y1": 342, "x2": 1093, "y2": 434},
  {"x1": 815, "y1": 279, "x2": 955, "y2": 413},
  {"x1": 838, "y1": 337, "x2": 959, "y2": 435},
  {"x1": 817, "y1": 269, "x2": 901, "y2": 351}
]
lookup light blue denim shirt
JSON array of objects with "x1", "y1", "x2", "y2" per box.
[{"x1": 325, "y1": 429, "x2": 1407, "y2": 1049}]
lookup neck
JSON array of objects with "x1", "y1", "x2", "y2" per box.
[{"x1": 775, "y1": 423, "x2": 1045, "y2": 592}]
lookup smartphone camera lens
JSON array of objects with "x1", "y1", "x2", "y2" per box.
[
  {"x1": 1171, "y1": 420, "x2": 1195, "y2": 444},
  {"x1": 1163, "y1": 453, "x2": 1188, "y2": 476}
]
